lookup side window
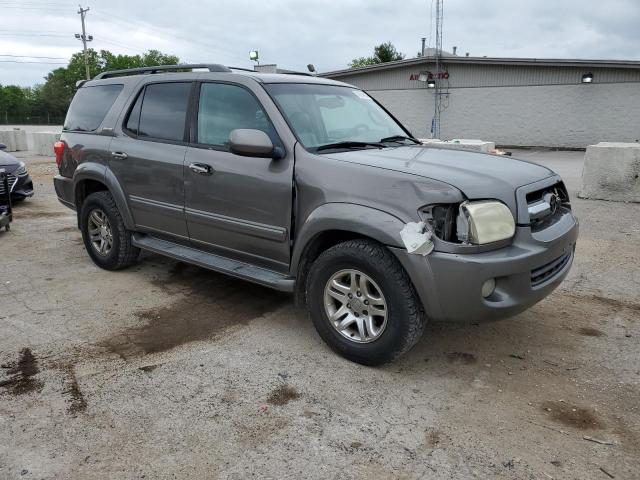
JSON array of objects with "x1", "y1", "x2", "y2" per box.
[
  {"x1": 125, "y1": 90, "x2": 143, "y2": 135},
  {"x1": 137, "y1": 82, "x2": 191, "y2": 142},
  {"x1": 197, "y1": 83, "x2": 275, "y2": 147},
  {"x1": 64, "y1": 84, "x2": 123, "y2": 132}
]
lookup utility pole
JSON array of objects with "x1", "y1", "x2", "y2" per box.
[{"x1": 76, "y1": 6, "x2": 93, "y2": 80}]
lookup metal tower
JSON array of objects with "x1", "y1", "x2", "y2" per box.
[{"x1": 431, "y1": 0, "x2": 444, "y2": 138}]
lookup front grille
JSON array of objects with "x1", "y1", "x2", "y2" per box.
[
  {"x1": 531, "y1": 251, "x2": 572, "y2": 287},
  {"x1": 0, "y1": 173, "x2": 17, "y2": 196},
  {"x1": 526, "y1": 182, "x2": 570, "y2": 231}
]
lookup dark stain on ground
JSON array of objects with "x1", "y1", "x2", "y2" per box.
[
  {"x1": 446, "y1": 352, "x2": 477, "y2": 364},
  {"x1": 61, "y1": 364, "x2": 87, "y2": 415},
  {"x1": 540, "y1": 401, "x2": 605, "y2": 430},
  {"x1": 57, "y1": 226, "x2": 79, "y2": 233},
  {"x1": 100, "y1": 262, "x2": 288, "y2": 358},
  {"x1": 139, "y1": 364, "x2": 160, "y2": 373},
  {"x1": 579, "y1": 327, "x2": 605, "y2": 337},
  {"x1": 267, "y1": 384, "x2": 302, "y2": 406},
  {"x1": 0, "y1": 348, "x2": 44, "y2": 395},
  {"x1": 570, "y1": 294, "x2": 640, "y2": 313},
  {"x1": 17, "y1": 210, "x2": 70, "y2": 220}
]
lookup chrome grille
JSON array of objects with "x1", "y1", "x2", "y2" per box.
[
  {"x1": 526, "y1": 182, "x2": 570, "y2": 229},
  {"x1": 0, "y1": 173, "x2": 17, "y2": 196},
  {"x1": 531, "y1": 251, "x2": 572, "y2": 287}
]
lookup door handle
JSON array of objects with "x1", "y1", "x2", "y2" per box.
[
  {"x1": 189, "y1": 163, "x2": 213, "y2": 175},
  {"x1": 111, "y1": 151, "x2": 128, "y2": 160}
]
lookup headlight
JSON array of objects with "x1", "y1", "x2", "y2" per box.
[
  {"x1": 456, "y1": 200, "x2": 515, "y2": 244},
  {"x1": 15, "y1": 161, "x2": 27, "y2": 176}
]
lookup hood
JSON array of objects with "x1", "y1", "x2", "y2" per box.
[
  {"x1": 322, "y1": 145, "x2": 555, "y2": 203},
  {"x1": 0, "y1": 150, "x2": 20, "y2": 168}
]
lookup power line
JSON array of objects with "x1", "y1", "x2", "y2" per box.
[
  {"x1": 0, "y1": 33, "x2": 71, "y2": 37},
  {"x1": 0, "y1": 60, "x2": 67, "y2": 64},
  {"x1": 92, "y1": 10, "x2": 237, "y2": 57},
  {"x1": 0, "y1": 54, "x2": 67, "y2": 59}
]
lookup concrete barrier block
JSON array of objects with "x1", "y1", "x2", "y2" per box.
[
  {"x1": 580, "y1": 142, "x2": 640, "y2": 203},
  {"x1": 419, "y1": 138, "x2": 496, "y2": 153},
  {"x1": 32, "y1": 131, "x2": 61, "y2": 156},
  {"x1": 14, "y1": 129, "x2": 28, "y2": 151},
  {"x1": 0, "y1": 130, "x2": 17, "y2": 151}
]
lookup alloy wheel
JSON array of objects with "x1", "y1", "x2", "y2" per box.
[{"x1": 323, "y1": 269, "x2": 388, "y2": 343}]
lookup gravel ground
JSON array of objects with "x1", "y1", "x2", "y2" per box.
[{"x1": 0, "y1": 149, "x2": 638, "y2": 480}]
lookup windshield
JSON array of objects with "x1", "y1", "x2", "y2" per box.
[{"x1": 264, "y1": 83, "x2": 413, "y2": 151}]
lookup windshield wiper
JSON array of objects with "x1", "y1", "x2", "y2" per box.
[
  {"x1": 379, "y1": 135, "x2": 421, "y2": 145},
  {"x1": 315, "y1": 141, "x2": 386, "y2": 152}
]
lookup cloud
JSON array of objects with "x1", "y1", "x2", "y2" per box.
[{"x1": 1, "y1": 0, "x2": 639, "y2": 86}]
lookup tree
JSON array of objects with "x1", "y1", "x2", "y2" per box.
[
  {"x1": 0, "y1": 48, "x2": 180, "y2": 124},
  {"x1": 349, "y1": 42, "x2": 405, "y2": 68},
  {"x1": 40, "y1": 49, "x2": 180, "y2": 115}
]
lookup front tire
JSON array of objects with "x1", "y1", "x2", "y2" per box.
[
  {"x1": 80, "y1": 191, "x2": 139, "y2": 270},
  {"x1": 306, "y1": 239, "x2": 426, "y2": 365}
]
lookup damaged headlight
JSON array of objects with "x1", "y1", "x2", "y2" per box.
[
  {"x1": 420, "y1": 204, "x2": 458, "y2": 242},
  {"x1": 421, "y1": 200, "x2": 515, "y2": 245},
  {"x1": 456, "y1": 200, "x2": 515, "y2": 244}
]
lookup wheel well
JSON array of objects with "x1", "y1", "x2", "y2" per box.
[
  {"x1": 293, "y1": 230, "x2": 378, "y2": 308},
  {"x1": 75, "y1": 179, "x2": 109, "y2": 226}
]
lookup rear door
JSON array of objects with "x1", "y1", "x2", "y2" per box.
[
  {"x1": 109, "y1": 81, "x2": 193, "y2": 239},
  {"x1": 184, "y1": 81, "x2": 294, "y2": 272}
]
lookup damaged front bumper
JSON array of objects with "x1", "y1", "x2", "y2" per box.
[{"x1": 391, "y1": 211, "x2": 579, "y2": 323}]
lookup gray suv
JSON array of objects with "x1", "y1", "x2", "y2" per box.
[{"x1": 54, "y1": 64, "x2": 578, "y2": 365}]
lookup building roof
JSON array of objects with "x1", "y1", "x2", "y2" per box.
[{"x1": 323, "y1": 55, "x2": 640, "y2": 77}]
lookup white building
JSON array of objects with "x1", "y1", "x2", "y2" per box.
[{"x1": 323, "y1": 56, "x2": 640, "y2": 148}]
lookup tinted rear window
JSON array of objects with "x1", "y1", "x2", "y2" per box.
[
  {"x1": 64, "y1": 84, "x2": 123, "y2": 132},
  {"x1": 137, "y1": 82, "x2": 191, "y2": 142}
]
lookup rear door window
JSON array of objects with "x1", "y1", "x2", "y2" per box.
[
  {"x1": 64, "y1": 84, "x2": 123, "y2": 132},
  {"x1": 136, "y1": 82, "x2": 191, "y2": 142},
  {"x1": 125, "y1": 90, "x2": 143, "y2": 135}
]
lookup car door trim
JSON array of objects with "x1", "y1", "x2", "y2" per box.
[
  {"x1": 129, "y1": 195, "x2": 184, "y2": 213},
  {"x1": 185, "y1": 207, "x2": 287, "y2": 242}
]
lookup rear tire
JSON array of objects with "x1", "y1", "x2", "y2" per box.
[
  {"x1": 80, "y1": 191, "x2": 139, "y2": 270},
  {"x1": 306, "y1": 239, "x2": 426, "y2": 366}
]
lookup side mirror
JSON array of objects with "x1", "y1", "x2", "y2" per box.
[
  {"x1": 229, "y1": 129, "x2": 276, "y2": 158},
  {"x1": 0, "y1": 143, "x2": 6, "y2": 150}
]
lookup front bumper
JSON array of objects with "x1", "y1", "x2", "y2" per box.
[
  {"x1": 392, "y1": 210, "x2": 579, "y2": 322},
  {"x1": 11, "y1": 173, "x2": 34, "y2": 200}
]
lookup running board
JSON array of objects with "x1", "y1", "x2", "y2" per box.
[{"x1": 132, "y1": 233, "x2": 295, "y2": 292}]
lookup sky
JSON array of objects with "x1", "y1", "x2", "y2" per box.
[{"x1": 1, "y1": 0, "x2": 639, "y2": 87}]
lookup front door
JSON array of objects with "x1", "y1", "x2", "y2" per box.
[
  {"x1": 184, "y1": 82, "x2": 294, "y2": 272},
  {"x1": 110, "y1": 81, "x2": 192, "y2": 239}
]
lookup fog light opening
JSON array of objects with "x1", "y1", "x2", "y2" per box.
[{"x1": 482, "y1": 278, "x2": 496, "y2": 298}]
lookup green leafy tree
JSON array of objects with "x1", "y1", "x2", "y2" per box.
[
  {"x1": 0, "y1": 48, "x2": 180, "y2": 124},
  {"x1": 349, "y1": 41, "x2": 405, "y2": 68}
]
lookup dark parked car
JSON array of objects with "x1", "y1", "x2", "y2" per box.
[
  {"x1": 53, "y1": 64, "x2": 578, "y2": 365},
  {"x1": 0, "y1": 143, "x2": 34, "y2": 203}
]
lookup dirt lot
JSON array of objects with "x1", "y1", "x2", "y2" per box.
[{"x1": 0, "y1": 150, "x2": 638, "y2": 479}]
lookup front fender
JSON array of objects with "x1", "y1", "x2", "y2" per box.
[
  {"x1": 291, "y1": 202, "x2": 406, "y2": 275},
  {"x1": 73, "y1": 163, "x2": 135, "y2": 230}
]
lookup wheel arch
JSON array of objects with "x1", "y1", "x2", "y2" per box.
[
  {"x1": 73, "y1": 164, "x2": 134, "y2": 229},
  {"x1": 291, "y1": 203, "x2": 406, "y2": 307}
]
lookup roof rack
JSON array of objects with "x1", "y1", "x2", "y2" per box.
[
  {"x1": 93, "y1": 63, "x2": 232, "y2": 80},
  {"x1": 228, "y1": 66, "x2": 256, "y2": 72},
  {"x1": 280, "y1": 71, "x2": 313, "y2": 77}
]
